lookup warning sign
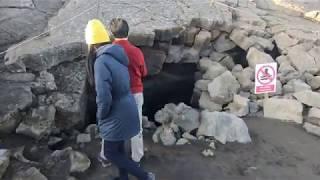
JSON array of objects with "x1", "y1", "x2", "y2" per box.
[{"x1": 255, "y1": 62, "x2": 277, "y2": 94}]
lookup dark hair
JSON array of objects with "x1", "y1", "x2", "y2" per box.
[
  {"x1": 85, "y1": 42, "x2": 109, "y2": 88},
  {"x1": 110, "y1": 18, "x2": 129, "y2": 38}
]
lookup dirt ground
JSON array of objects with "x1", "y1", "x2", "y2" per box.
[{"x1": 1, "y1": 117, "x2": 320, "y2": 180}]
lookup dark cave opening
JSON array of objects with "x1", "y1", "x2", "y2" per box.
[{"x1": 143, "y1": 63, "x2": 197, "y2": 119}]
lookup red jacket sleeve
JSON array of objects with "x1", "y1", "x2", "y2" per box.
[{"x1": 137, "y1": 50, "x2": 147, "y2": 77}]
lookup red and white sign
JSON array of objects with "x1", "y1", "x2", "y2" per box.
[{"x1": 255, "y1": 62, "x2": 277, "y2": 94}]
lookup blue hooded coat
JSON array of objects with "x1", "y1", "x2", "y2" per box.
[{"x1": 94, "y1": 44, "x2": 140, "y2": 141}]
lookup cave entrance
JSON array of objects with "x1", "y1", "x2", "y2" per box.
[{"x1": 143, "y1": 63, "x2": 197, "y2": 119}]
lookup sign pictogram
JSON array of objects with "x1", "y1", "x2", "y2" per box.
[{"x1": 255, "y1": 63, "x2": 277, "y2": 94}]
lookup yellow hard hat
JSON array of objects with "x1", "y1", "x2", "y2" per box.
[{"x1": 85, "y1": 19, "x2": 111, "y2": 45}]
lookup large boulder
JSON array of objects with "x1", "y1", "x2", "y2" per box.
[
  {"x1": 255, "y1": 0, "x2": 277, "y2": 10},
  {"x1": 166, "y1": 45, "x2": 183, "y2": 63},
  {"x1": 172, "y1": 103, "x2": 200, "y2": 132},
  {"x1": 303, "y1": 122, "x2": 320, "y2": 137},
  {"x1": 283, "y1": 79, "x2": 311, "y2": 94},
  {"x1": 232, "y1": 67, "x2": 254, "y2": 91},
  {"x1": 32, "y1": 71, "x2": 57, "y2": 95},
  {"x1": 305, "y1": 74, "x2": 320, "y2": 90},
  {"x1": 199, "y1": 92, "x2": 223, "y2": 112},
  {"x1": 264, "y1": 98, "x2": 303, "y2": 124},
  {"x1": 208, "y1": 71, "x2": 240, "y2": 104},
  {"x1": 12, "y1": 167, "x2": 47, "y2": 180},
  {"x1": 0, "y1": 150, "x2": 10, "y2": 180},
  {"x1": 193, "y1": 30, "x2": 211, "y2": 51},
  {"x1": 273, "y1": 32, "x2": 299, "y2": 54},
  {"x1": 227, "y1": 95, "x2": 249, "y2": 117},
  {"x1": 246, "y1": 47, "x2": 274, "y2": 68},
  {"x1": 0, "y1": 82, "x2": 33, "y2": 133},
  {"x1": 287, "y1": 45, "x2": 317, "y2": 72},
  {"x1": 0, "y1": 0, "x2": 65, "y2": 51},
  {"x1": 70, "y1": 151, "x2": 91, "y2": 173},
  {"x1": 5, "y1": 42, "x2": 86, "y2": 73},
  {"x1": 141, "y1": 48, "x2": 166, "y2": 76},
  {"x1": 213, "y1": 33, "x2": 236, "y2": 53},
  {"x1": 307, "y1": 107, "x2": 320, "y2": 126},
  {"x1": 202, "y1": 62, "x2": 227, "y2": 80},
  {"x1": 184, "y1": 27, "x2": 201, "y2": 46},
  {"x1": 197, "y1": 111, "x2": 251, "y2": 144},
  {"x1": 294, "y1": 91, "x2": 320, "y2": 108},
  {"x1": 16, "y1": 106, "x2": 56, "y2": 140}
]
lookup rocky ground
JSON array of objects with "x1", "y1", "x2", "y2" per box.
[{"x1": 0, "y1": 118, "x2": 319, "y2": 180}]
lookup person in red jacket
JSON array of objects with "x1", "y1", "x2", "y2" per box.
[{"x1": 110, "y1": 18, "x2": 147, "y2": 163}]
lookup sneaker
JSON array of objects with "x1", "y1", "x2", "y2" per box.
[
  {"x1": 97, "y1": 155, "x2": 111, "y2": 168},
  {"x1": 147, "y1": 172, "x2": 155, "y2": 180}
]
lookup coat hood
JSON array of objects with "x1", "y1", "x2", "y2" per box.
[{"x1": 96, "y1": 44, "x2": 129, "y2": 67}]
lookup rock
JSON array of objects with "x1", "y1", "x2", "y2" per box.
[
  {"x1": 166, "y1": 45, "x2": 183, "y2": 63},
  {"x1": 0, "y1": 149, "x2": 10, "y2": 180},
  {"x1": 16, "y1": 105, "x2": 56, "y2": 139},
  {"x1": 199, "y1": 92, "x2": 223, "y2": 112},
  {"x1": 256, "y1": 0, "x2": 277, "y2": 10},
  {"x1": 199, "y1": 58, "x2": 214, "y2": 72},
  {"x1": 249, "y1": 102, "x2": 259, "y2": 113},
  {"x1": 70, "y1": 151, "x2": 91, "y2": 173},
  {"x1": 0, "y1": 72, "x2": 35, "y2": 82},
  {"x1": 67, "y1": 176, "x2": 78, "y2": 180},
  {"x1": 11, "y1": 146, "x2": 39, "y2": 165},
  {"x1": 5, "y1": 42, "x2": 85, "y2": 73},
  {"x1": 213, "y1": 33, "x2": 236, "y2": 52},
  {"x1": 208, "y1": 71, "x2": 240, "y2": 104},
  {"x1": 279, "y1": 71, "x2": 302, "y2": 84},
  {"x1": 304, "y1": 10, "x2": 320, "y2": 22},
  {"x1": 32, "y1": 71, "x2": 57, "y2": 94},
  {"x1": 211, "y1": 30, "x2": 221, "y2": 41},
  {"x1": 190, "y1": 18, "x2": 216, "y2": 31},
  {"x1": 182, "y1": 132, "x2": 197, "y2": 140},
  {"x1": 85, "y1": 124, "x2": 99, "y2": 139},
  {"x1": 287, "y1": 45, "x2": 317, "y2": 72},
  {"x1": 195, "y1": 79, "x2": 211, "y2": 91},
  {"x1": 220, "y1": 56, "x2": 235, "y2": 70},
  {"x1": 229, "y1": 29, "x2": 252, "y2": 51},
  {"x1": 128, "y1": 32, "x2": 155, "y2": 47},
  {"x1": 233, "y1": 67, "x2": 254, "y2": 91},
  {"x1": 43, "y1": 147, "x2": 71, "y2": 179},
  {"x1": 209, "y1": 51, "x2": 228, "y2": 62},
  {"x1": 202, "y1": 62, "x2": 227, "y2": 80},
  {"x1": 294, "y1": 91, "x2": 320, "y2": 108},
  {"x1": 303, "y1": 122, "x2": 320, "y2": 137},
  {"x1": 227, "y1": 95, "x2": 249, "y2": 117},
  {"x1": 184, "y1": 27, "x2": 201, "y2": 46},
  {"x1": 271, "y1": 80, "x2": 283, "y2": 96},
  {"x1": 307, "y1": 108, "x2": 320, "y2": 126},
  {"x1": 278, "y1": 60, "x2": 296, "y2": 75},
  {"x1": 193, "y1": 30, "x2": 211, "y2": 51},
  {"x1": 12, "y1": 167, "x2": 47, "y2": 180},
  {"x1": 209, "y1": 142, "x2": 216, "y2": 149},
  {"x1": 264, "y1": 98, "x2": 303, "y2": 124},
  {"x1": 152, "y1": 127, "x2": 162, "y2": 144},
  {"x1": 246, "y1": 47, "x2": 274, "y2": 68},
  {"x1": 142, "y1": 116, "x2": 156, "y2": 129},
  {"x1": 172, "y1": 103, "x2": 200, "y2": 132},
  {"x1": 159, "y1": 127, "x2": 177, "y2": 146},
  {"x1": 283, "y1": 79, "x2": 311, "y2": 94},
  {"x1": 202, "y1": 149, "x2": 215, "y2": 157},
  {"x1": 141, "y1": 48, "x2": 166, "y2": 76},
  {"x1": 76, "y1": 134, "x2": 91, "y2": 144},
  {"x1": 181, "y1": 47, "x2": 200, "y2": 63},
  {"x1": 273, "y1": 32, "x2": 299, "y2": 54},
  {"x1": 0, "y1": 82, "x2": 33, "y2": 133},
  {"x1": 154, "y1": 27, "x2": 184, "y2": 42},
  {"x1": 51, "y1": 93, "x2": 85, "y2": 130},
  {"x1": 176, "y1": 138, "x2": 190, "y2": 145},
  {"x1": 230, "y1": 29, "x2": 274, "y2": 51},
  {"x1": 197, "y1": 111, "x2": 252, "y2": 144},
  {"x1": 306, "y1": 75, "x2": 320, "y2": 90}
]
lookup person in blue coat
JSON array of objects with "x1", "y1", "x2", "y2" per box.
[{"x1": 85, "y1": 19, "x2": 155, "y2": 180}]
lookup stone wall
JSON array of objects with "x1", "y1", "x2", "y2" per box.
[{"x1": 1, "y1": 0, "x2": 320, "y2": 140}]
